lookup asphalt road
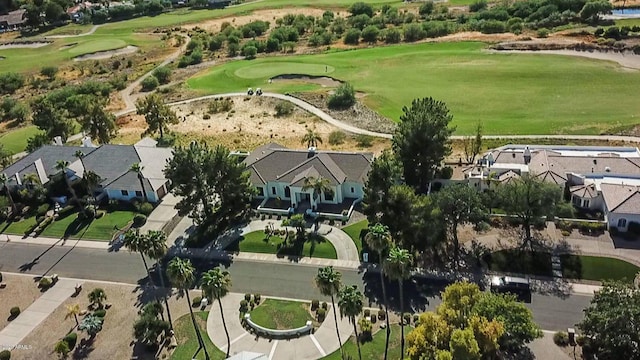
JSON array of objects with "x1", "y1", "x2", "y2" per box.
[{"x1": 0, "y1": 242, "x2": 592, "y2": 331}]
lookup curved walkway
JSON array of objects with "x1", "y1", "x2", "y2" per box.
[
  {"x1": 45, "y1": 24, "x2": 101, "y2": 39},
  {"x1": 206, "y1": 293, "x2": 353, "y2": 360}
]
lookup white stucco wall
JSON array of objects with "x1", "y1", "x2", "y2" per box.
[
  {"x1": 607, "y1": 212, "x2": 640, "y2": 232},
  {"x1": 341, "y1": 182, "x2": 364, "y2": 199},
  {"x1": 106, "y1": 189, "x2": 158, "y2": 203}
]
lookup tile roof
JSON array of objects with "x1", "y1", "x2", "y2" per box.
[
  {"x1": 601, "y1": 183, "x2": 640, "y2": 214},
  {"x1": 570, "y1": 184, "x2": 598, "y2": 199},
  {"x1": 2, "y1": 145, "x2": 96, "y2": 184},
  {"x1": 81, "y1": 144, "x2": 141, "y2": 187},
  {"x1": 0, "y1": 9, "x2": 26, "y2": 26}
]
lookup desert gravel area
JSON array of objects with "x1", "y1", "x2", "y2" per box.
[{"x1": 0, "y1": 273, "x2": 43, "y2": 331}]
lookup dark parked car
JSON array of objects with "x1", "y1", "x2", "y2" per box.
[{"x1": 490, "y1": 276, "x2": 532, "y2": 302}]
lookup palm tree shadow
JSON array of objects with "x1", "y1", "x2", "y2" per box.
[
  {"x1": 72, "y1": 337, "x2": 96, "y2": 359},
  {"x1": 63, "y1": 217, "x2": 92, "y2": 240}
]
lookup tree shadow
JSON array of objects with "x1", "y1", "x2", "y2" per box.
[
  {"x1": 72, "y1": 337, "x2": 96, "y2": 359},
  {"x1": 63, "y1": 217, "x2": 92, "y2": 240}
]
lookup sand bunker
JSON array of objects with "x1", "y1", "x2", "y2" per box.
[
  {"x1": 271, "y1": 74, "x2": 342, "y2": 87},
  {"x1": 73, "y1": 45, "x2": 138, "y2": 61},
  {"x1": 0, "y1": 41, "x2": 51, "y2": 49},
  {"x1": 59, "y1": 42, "x2": 77, "y2": 50}
]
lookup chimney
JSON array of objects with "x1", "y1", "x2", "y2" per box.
[
  {"x1": 81, "y1": 136, "x2": 94, "y2": 148},
  {"x1": 307, "y1": 147, "x2": 316, "y2": 158},
  {"x1": 524, "y1": 146, "x2": 531, "y2": 165},
  {"x1": 53, "y1": 136, "x2": 63, "y2": 146}
]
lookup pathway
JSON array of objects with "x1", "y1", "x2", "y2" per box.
[
  {"x1": 206, "y1": 293, "x2": 353, "y2": 360},
  {"x1": 45, "y1": 24, "x2": 101, "y2": 39},
  {"x1": 0, "y1": 278, "x2": 79, "y2": 347}
]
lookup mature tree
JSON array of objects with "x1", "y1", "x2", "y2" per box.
[
  {"x1": 315, "y1": 266, "x2": 344, "y2": 360},
  {"x1": 129, "y1": 163, "x2": 148, "y2": 202},
  {"x1": 0, "y1": 144, "x2": 13, "y2": 170},
  {"x1": 362, "y1": 149, "x2": 403, "y2": 223},
  {"x1": 133, "y1": 301, "x2": 170, "y2": 347},
  {"x1": 302, "y1": 176, "x2": 333, "y2": 209},
  {"x1": 82, "y1": 170, "x2": 102, "y2": 202},
  {"x1": 80, "y1": 103, "x2": 117, "y2": 144},
  {"x1": 302, "y1": 128, "x2": 323, "y2": 148},
  {"x1": 165, "y1": 142, "x2": 254, "y2": 237},
  {"x1": 123, "y1": 230, "x2": 156, "y2": 287},
  {"x1": 364, "y1": 223, "x2": 392, "y2": 360},
  {"x1": 496, "y1": 175, "x2": 562, "y2": 250},
  {"x1": 65, "y1": 303, "x2": 81, "y2": 327},
  {"x1": 392, "y1": 97, "x2": 455, "y2": 193},
  {"x1": 580, "y1": 0, "x2": 613, "y2": 23},
  {"x1": 44, "y1": 1, "x2": 65, "y2": 24},
  {"x1": 449, "y1": 328, "x2": 481, "y2": 360},
  {"x1": 434, "y1": 184, "x2": 486, "y2": 270},
  {"x1": 201, "y1": 267, "x2": 232, "y2": 358},
  {"x1": 0, "y1": 173, "x2": 17, "y2": 215},
  {"x1": 145, "y1": 230, "x2": 171, "y2": 327},
  {"x1": 578, "y1": 281, "x2": 640, "y2": 360},
  {"x1": 136, "y1": 94, "x2": 178, "y2": 139},
  {"x1": 282, "y1": 213, "x2": 306, "y2": 238},
  {"x1": 437, "y1": 281, "x2": 481, "y2": 328},
  {"x1": 381, "y1": 185, "x2": 419, "y2": 247},
  {"x1": 167, "y1": 257, "x2": 210, "y2": 360},
  {"x1": 406, "y1": 312, "x2": 451, "y2": 360},
  {"x1": 462, "y1": 122, "x2": 483, "y2": 164},
  {"x1": 88, "y1": 288, "x2": 107, "y2": 309},
  {"x1": 26, "y1": 133, "x2": 51, "y2": 153},
  {"x1": 55, "y1": 160, "x2": 79, "y2": 206},
  {"x1": 32, "y1": 100, "x2": 73, "y2": 141},
  {"x1": 338, "y1": 285, "x2": 364, "y2": 360},
  {"x1": 384, "y1": 246, "x2": 413, "y2": 357},
  {"x1": 79, "y1": 314, "x2": 103, "y2": 339}
]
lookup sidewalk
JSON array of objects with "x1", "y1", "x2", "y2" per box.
[
  {"x1": 206, "y1": 293, "x2": 353, "y2": 360},
  {"x1": 0, "y1": 278, "x2": 80, "y2": 348}
]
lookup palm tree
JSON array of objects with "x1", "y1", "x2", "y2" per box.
[
  {"x1": 88, "y1": 288, "x2": 107, "y2": 309},
  {"x1": 167, "y1": 257, "x2": 210, "y2": 360},
  {"x1": 74, "y1": 150, "x2": 85, "y2": 160},
  {"x1": 130, "y1": 163, "x2": 148, "y2": 203},
  {"x1": 364, "y1": 223, "x2": 392, "y2": 360},
  {"x1": 83, "y1": 170, "x2": 102, "y2": 203},
  {"x1": 146, "y1": 230, "x2": 172, "y2": 328},
  {"x1": 123, "y1": 229, "x2": 156, "y2": 287},
  {"x1": 22, "y1": 173, "x2": 41, "y2": 188},
  {"x1": 301, "y1": 128, "x2": 323, "y2": 148},
  {"x1": 315, "y1": 266, "x2": 344, "y2": 360},
  {"x1": 0, "y1": 173, "x2": 16, "y2": 216},
  {"x1": 201, "y1": 267, "x2": 232, "y2": 358},
  {"x1": 65, "y1": 303, "x2": 81, "y2": 327},
  {"x1": 55, "y1": 160, "x2": 79, "y2": 206},
  {"x1": 338, "y1": 285, "x2": 364, "y2": 360},
  {"x1": 302, "y1": 176, "x2": 333, "y2": 210},
  {"x1": 384, "y1": 246, "x2": 413, "y2": 358}
]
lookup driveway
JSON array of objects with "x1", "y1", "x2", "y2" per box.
[{"x1": 139, "y1": 193, "x2": 181, "y2": 233}]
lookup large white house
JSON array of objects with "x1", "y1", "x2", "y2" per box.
[
  {"x1": 243, "y1": 143, "x2": 372, "y2": 213},
  {"x1": 466, "y1": 144, "x2": 640, "y2": 232}
]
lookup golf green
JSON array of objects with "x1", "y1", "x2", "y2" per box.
[
  {"x1": 67, "y1": 39, "x2": 128, "y2": 55},
  {"x1": 188, "y1": 41, "x2": 640, "y2": 135}
]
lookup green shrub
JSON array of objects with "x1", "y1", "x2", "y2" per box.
[
  {"x1": 553, "y1": 331, "x2": 569, "y2": 346},
  {"x1": 244, "y1": 293, "x2": 252, "y2": 302},
  {"x1": 94, "y1": 309, "x2": 106, "y2": 318},
  {"x1": 152, "y1": 66, "x2": 172, "y2": 84},
  {"x1": 576, "y1": 335, "x2": 586, "y2": 346},
  {"x1": 56, "y1": 205, "x2": 75, "y2": 219},
  {"x1": 54, "y1": 340, "x2": 70, "y2": 358},
  {"x1": 469, "y1": 0, "x2": 487, "y2": 12},
  {"x1": 316, "y1": 308, "x2": 326, "y2": 321},
  {"x1": 192, "y1": 296, "x2": 202, "y2": 307},
  {"x1": 311, "y1": 299, "x2": 320, "y2": 311},
  {"x1": 419, "y1": 1, "x2": 434, "y2": 16},
  {"x1": 254, "y1": 294, "x2": 261, "y2": 304},
  {"x1": 138, "y1": 202, "x2": 154, "y2": 216},
  {"x1": 328, "y1": 130, "x2": 346, "y2": 145},
  {"x1": 403, "y1": 313, "x2": 412, "y2": 324},
  {"x1": 355, "y1": 134, "x2": 373, "y2": 147},
  {"x1": 328, "y1": 82, "x2": 356, "y2": 110},
  {"x1": 561, "y1": 230, "x2": 571, "y2": 237},
  {"x1": 0, "y1": 350, "x2": 10, "y2": 360},
  {"x1": 358, "y1": 317, "x2": 373, "y2": 341},
  {"x1": 39, "y1": 277, "x2": 52, "y2": 289},
  {"x1": 363, "y1": 309, "x2": 370, "y2": 317},
  {"x1": 439, "y1": 166, "x2": 453, "y2": 179},
  {"x1": 239, "y1": 299, "x2": 249, "y2": 312},
  {"x1": 378, "y1": 309, "x2": 386, "y2": 320},
  {"x1": 9, "y1": 306, "x2": 20, "y2": 317},
  {"x1": 133, "y1": 214, "x2": 147, "y2": 227},
  {"x1": 63, "y1": 332, "x2": 78, "y2": 349},
  {"x1": 208, "y1": 98, "x2": 233, "y2": 114},
  {"x1": 343, "y1": 28, "x2": 361, "y2": 45},
  {"x1": 321, "y1": 302, "x2": 328, "y2": 310},
  {"x1": 141, "y1": 75, "x2": 159, "y2": 92},
  {"x1": 36, "y1": 203, "x2": 50, "y2": 217},
  {"x1": 275, "y1": 101, "x2": 294, "y2": 117},
  {"x1": 537, "y1": 28, "x2": 550, "y2": 38}
]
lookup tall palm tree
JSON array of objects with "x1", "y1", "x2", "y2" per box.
[
  {"x1": 83, "y1": 170, "x2": 102, "y2": 203},
  {"x1": 123, "y1": 229, "x2": 156, "y2": 287},
  {"x1": 384, "y1": 246, "x2": 413, "y2": 358},
  {"x1": 55, "y1": 160, "x2": 79, "y2": 206},
  {"x1": 65, "y1": 303, "x2": 81, "y2": 327},
  {"x1": 74, "y1": 150, "x2": 85, "y2": 160},
  {"x1": 0, "y1": 173, "x2": 17, "y2": 215},
  {"x1": 130, "y1": 162, "x2": 148, "y2": 203},
  {"x1": 302, "y1": 176, "x2": 333, "y2": 210},
  {"x1": 364, "y1": 223, "x2": 392, "y2": 360},
  {"x1": 167, "y1": 257, "x2": 210, "y2": 360},
  {"x1": 338, "y1": 285, "x2": 364, "y2": 360},
  {"x1": 301, "y1": 128, "x2": 323, "y2": 148},
  {"x1": 22, "y1": 173, "x2": 41, "y2": 188},
  {"x1": 146, "y1": 230, "x2": 172, "y2": 329},
  {"x1": 315, "y1": 266, "x2": 344, "y2": 360},
  {"x1": 201, "y1": 267, "x2": 232, "y2": 358}
]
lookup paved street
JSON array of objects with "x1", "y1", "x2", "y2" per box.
[{"x1": 0, "y1": 241, "x2": 592, "y2": 331}]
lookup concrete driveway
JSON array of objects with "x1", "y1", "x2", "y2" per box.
[{"x1": 139, "y1": 193, "x2": 180, "y2": 232}]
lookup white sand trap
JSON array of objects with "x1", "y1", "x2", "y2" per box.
[
  {"x1": 73, "y1": 45, "x2": 138, "y2": 61},
  {"x1": 0, "y1": 41, "x2": 51, "y2": 49},
  {"x1": 489, "y1": 49, "x2": 640, "y2": 70}
]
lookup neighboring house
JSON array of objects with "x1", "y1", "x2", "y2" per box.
[
  {"x1": 243, "y1": 143, "x2": 372, "y2": 212},
  {"x1": 0, "y1": 9, "x2": 26, "y2": 31},
  {"x1": 466, "y1": 144, "x2": 640, "y2": 232},
  {"x1": 66, "y1": 2, "x2": 94, "y2": 22},
  {"x1": 2, "y1": 137, "x2": 172, "y2": 204}
]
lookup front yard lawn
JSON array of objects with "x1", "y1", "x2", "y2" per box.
[
  {"x1": 323, "y1": 324, "x2": 402, "y2": 360},
  {"x1": 249, "y1": 299, "x2": 314, "y2": 330},
  {"x1": 342, "y1": 219, "x2": 368, "y2": 254},
  {"x1": 484, "y1": 249, "x2": 553, "y2": 277},
  {"x1": 171, "y1": 311, "x2": 226, "y2": 360},
  {"x1": 231, "y1": 230, "x2": 337, "y2": 259},
  {"x1": 1, "y1": 216, "x2": 37, "y2": 235},
  {"x1": 40, "y1": 210, "x2": 135, "y2": 241},
  {"x1": 561, "y1": 255, "x2": 640, "y2": 283}
]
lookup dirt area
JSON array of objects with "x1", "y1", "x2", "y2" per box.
[
  {"x1": 0, "y1": 273, "x2": 43, "y2": 331},
  {"x1": 116, "y1": 96, "x2": 391, "y2": 153},
  {"x1": 73, "y1": 45, "x2": 139, "y2": 61},
  {"x1": 0, "y1": 41, "x2": 51, "y2": 49},
  {"x1": 14, "y1": 281, "x2": 196, "y2": 360},
  {"x1": 184, "y1": 8, "x2": 330, "y2": 33}
]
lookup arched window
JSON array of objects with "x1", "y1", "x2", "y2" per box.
[{"x1": 284, "y1": 186, "x2": 291, "y2": 198}]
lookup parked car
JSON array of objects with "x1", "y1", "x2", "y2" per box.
[{"x1": 490, "y1": 275, "x2": 532, "y2": 302}]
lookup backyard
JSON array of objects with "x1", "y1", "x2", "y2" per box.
[
  {"x1": 0, "y1": 125, "x2": 42, "y2": 154},
  {"x1": 249, "y1": 298, "x2": 315, "y2": 329},
  {"x1": 187, "y1": 41, "x2": 640, "y2": 135},
  {"x1": 229, "y1": 230, "x2": 338, "y2": 259}
]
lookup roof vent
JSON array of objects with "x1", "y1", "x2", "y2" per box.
[
  {"x1": 593, "y1": 159, "x2": 597, "y2": 165},
  {"x1": 605, "y1": 166, "x2": 611, "y2": 172},
  {"x1": 512, "y1": 153, "x2": 516, "y2": 158},
  {"x1": 308, "y1": 147, "x2": 316, "y2": 158}
]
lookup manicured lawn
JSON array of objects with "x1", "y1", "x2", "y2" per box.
[
  {"x1": 0, "y1": 216, "x2": 37, "y2": 235},
  {"x1": 39, "y1": 210, "x2": 135, "y2": 241},
  {"x1": 188, "y1": 41, "x2": 640, "y2": 135},
  {"x1": 342, "y1": 219, "x2": 369, "y2": 254},
  {"x1": 171, "y1": 311, "x2": 226, "y2": 360},
  {"x1": 249, "y1": 299, "x2": 314, "y2": 329},
  {"x1": 0, "y1": 126, "x2": 42, "y2": 154},
  {"x1": 484, "y1": 249, "x2": 553, "y2": 277},
  {"x1": 561, "y1": 254, "x2": 640, "y2": 283},
  {"x1": 232, "y1": 230, "x2": 338, "y2": 259},
  {"x1": 323, "y1": 324, "x2": 402, "y2": 360}
]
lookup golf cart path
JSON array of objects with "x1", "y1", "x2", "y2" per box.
[{"x1": 45, "y1": 24, "x2": 101, "y2": 39}]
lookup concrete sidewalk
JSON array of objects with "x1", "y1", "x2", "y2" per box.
[
  {"x1": 206, "y1": 293, "x2": 353, "y2": 360},
  {"x1": 0, "y1": 278, "x2": 80, "y2": 348}
]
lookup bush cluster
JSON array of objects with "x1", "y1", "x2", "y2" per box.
[
  {"x1": 9, "y1": 306, "x2": 20, "y2": 317},
  {"x1": 553, "y1": 331, "x2": 569, "y2": 346},
  {"x1": 208, "y1": 98, "x2": 234, "y2": 114},
  {"x1": 327, "y1": 83, "x2": 356, "y2": 109},
  {"x1": 192, "y1": 296, "x2": 202, "y2": 307},
  {"x1": 275, "y1": 101, "x2": 294, "y2": 117},
  {"x1": 0, "y1": 350, "x2": 10, "y2": 360},
  {"x1": 63, "y1": 332, "x2": 78, "y2": 350}
]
